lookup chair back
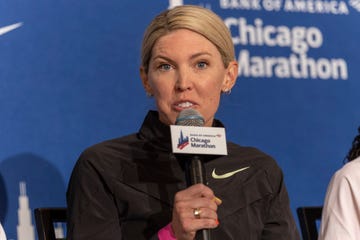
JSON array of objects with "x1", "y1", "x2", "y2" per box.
[
  {"x1": 296, "y1": 206, "x2": 323, "y2": 240},
  {"x1": 34, "y1": 207, "x2": 67, "y2": 240}
]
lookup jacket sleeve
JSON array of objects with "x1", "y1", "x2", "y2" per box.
[
  {"x1": 66, "y1": 151, "x2": 123, "y2": 240},
  {"x1": 261, "y1": 167, "x2": 301, "y2": 240}
]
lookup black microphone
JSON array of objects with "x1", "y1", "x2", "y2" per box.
[{"x1": 175, "y1": 108, "x2": 211, "y2": 240}]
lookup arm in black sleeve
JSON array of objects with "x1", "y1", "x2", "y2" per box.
[
  {"x1": 66, "y1": 150, "x2": 122, "y2": 240},
  {"x1": 261, "y1": 166, "x2": 301, "y2": 240}
]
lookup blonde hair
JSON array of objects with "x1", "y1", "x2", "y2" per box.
[{"x1": 141, "y1": 5, "x2": 235, "y2": 73}]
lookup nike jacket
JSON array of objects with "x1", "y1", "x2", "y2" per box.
[{"x1": 66, "y1": 110, "x2": 300, "y2": 240}]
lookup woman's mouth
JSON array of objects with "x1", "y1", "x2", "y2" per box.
[{"x1": 176, "y1": 101, "x2": 194, "y2": 108}]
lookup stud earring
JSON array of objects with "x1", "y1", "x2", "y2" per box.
[{"x1": 222, "y1": 89, "x2": 231, "y2": 95}]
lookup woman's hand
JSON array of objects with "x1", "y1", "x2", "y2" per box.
[{"x1": 171, "y1": 184, "x2": 222, "y2": 240}]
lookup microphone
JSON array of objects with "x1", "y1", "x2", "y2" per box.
[
  {"x1": 175, "y1": 108, "x2": 211, "y2": 240},
  {"x1": 175, "y1": 109, "x2": 207, "y2": 186}
]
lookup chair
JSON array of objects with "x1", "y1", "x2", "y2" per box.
[
  {"x1": 296, "y1": 206, "x2": 323, "y2": 240},
  {"x1": 34, "y1": 207, "x2": 67, "y2": 240}
]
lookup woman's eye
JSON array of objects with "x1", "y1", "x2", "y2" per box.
[
  {"x1": 159, "y1": 64, "x2": 172, "y2": 71},
  {"x1": 196, "y1": 61, "x2": 208, "y2": 69}
]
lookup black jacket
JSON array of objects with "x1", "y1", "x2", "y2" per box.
[{"x1": 66, "y1": 111, "x2": 300, "y2": 239}]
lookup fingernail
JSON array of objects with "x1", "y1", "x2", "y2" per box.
[{"x1": 213, "y1": 196, "x2": 222, "y2": 205}]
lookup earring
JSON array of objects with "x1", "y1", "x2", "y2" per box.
[
  {"x1": 146, "y1": 92, "x2": 153, "y2": 97},
  {"x1": 223, "y1": 89, "x2": 231, "y2": 95}
]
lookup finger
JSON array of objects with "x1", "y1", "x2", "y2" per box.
[
  {"x1": 184, "y1": 218, "x2": 219, "y2": 231},
  {"x1": 175, "y1": 183, "x2": 214, "y2": 201},
  {"x1": 173, "y1": 199, "x2": 219, "y2": 225},
  {"x1": 174, "y1": 196, "x2": 219, "y2": 219},
  {"x1": 213, "y1": 196, "x2": 222, "y2": 205},
  {"x1": 177, "y1": 215, "x2": 219, "y2": 234},
  {"x1": 192, "y1": 207, "x2": 218, "y2": 220},
  {"x1": 192, "y1": 197, "x2": 219, "y2": 211}
]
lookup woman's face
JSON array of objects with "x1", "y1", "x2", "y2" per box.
[{"x1": 141, "y1": 29, "x2": 238, "y2": 127}]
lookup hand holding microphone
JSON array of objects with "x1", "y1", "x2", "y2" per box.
[
  {"x1": 171, "y1": 184, "x2": 221, "y2": 240},
  {"x1": 171, "y1": 109, "x2": 224, "y2": 240}
]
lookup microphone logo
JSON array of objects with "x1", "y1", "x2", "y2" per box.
[
  {"x1": 171, "y1": 108, "x2": 227, "y2": 155},
  {"x1": 177, "y1": 130, "x2": 189, "y2": 149}
]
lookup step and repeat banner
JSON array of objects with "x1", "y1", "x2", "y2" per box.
[{"x1": 1, "y1": 0, "x2": 359, "y2": 239}]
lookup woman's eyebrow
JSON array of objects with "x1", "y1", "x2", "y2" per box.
[{"x1": 152, "y1": 52, "x2": 213, "y2": 62}]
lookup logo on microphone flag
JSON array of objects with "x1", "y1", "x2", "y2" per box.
[
  {"x1": 170, "y1": 125, "x2": 228, "y2": 155},
  {"x1": 177, "y1": 130, "x2": 189, "y2": 149}
]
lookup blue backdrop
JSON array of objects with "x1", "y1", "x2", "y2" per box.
[{"x1": 1, "y1": 0, "x2": 359, "y2": 239}]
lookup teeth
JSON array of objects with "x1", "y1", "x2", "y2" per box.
[{"x1": 177, "y1": 102, "x2": 193, "y2": 108}]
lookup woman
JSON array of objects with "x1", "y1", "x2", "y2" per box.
[
  {"x1": 66, "y1": 5, "x2": 299, "y2": 240},
  {"x1": 0, "y1": 222, "x2": 6, "y2": 240},
  {"x1": 319, "y1": 127, "x2": 360, "y2": 240}
]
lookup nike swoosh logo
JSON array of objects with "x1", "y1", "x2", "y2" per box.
[
  {"x1": 212, "y1": 166, "x2": 250, "y2": 179},
  {"x1": 0, "y1": 22, "x2": 23, "y2": 36}
]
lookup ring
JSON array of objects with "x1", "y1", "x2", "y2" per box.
[{"x1": 193, "y1": 208, "x2": 201, "y2": 219}]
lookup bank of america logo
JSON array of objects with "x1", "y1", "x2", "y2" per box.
[{"x1": 177, "y1": 130, "x2": 189, "y2": 149}]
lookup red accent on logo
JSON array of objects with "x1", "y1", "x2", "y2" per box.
[{"x1": 178, "y1": 141, "x2": 189, "y2": 150}]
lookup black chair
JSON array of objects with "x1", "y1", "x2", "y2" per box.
[
  {"x1": 34, "y1": 207, "x2": 67, "y2": 240},
  {"x1": 296, "y1": 206, "x2": 323, "y2": 240}
]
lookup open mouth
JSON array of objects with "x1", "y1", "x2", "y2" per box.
[{"x1": 176, "y1": 101, "x2": 194, "y2": 108}]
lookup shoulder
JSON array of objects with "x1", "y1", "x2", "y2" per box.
[
  {"x1": 82, "y1": 134, "x2": 137, "y2": 156},
  {"x1": 340, "y1": 156, "x2": 360, "y2": 173},
  {"x1": 226, "y1": 142, "x2": 284, "y2": 190},
  {"x1": 331, "y1": 156, "x2": 360, "y2": 185},
  {"x1": 0, "y1": 222, "x2": 6, "y2": 240},
  {"x1": 321, "y1": 157, "x2": 360, "y2": 236},
  {"x1": 227, "y1": 142, "x2": 281, "y2": 172},
  {"x1": 323, "y1": 157, "x2": 360, "y2": 204},
  {"x1": 75, "y1": 133, "x2": 140, "y2": 171}
]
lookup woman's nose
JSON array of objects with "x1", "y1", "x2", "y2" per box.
[{"x1": 175, "y1": 69, "x2": 193, "y2": 91}]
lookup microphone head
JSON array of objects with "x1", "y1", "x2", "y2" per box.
[{"x1": 175, "y1": 109, "x2": 205, "y2": 126}]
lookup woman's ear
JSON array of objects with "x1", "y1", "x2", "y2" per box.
[
  {"x1": 222, "y1": 60, "x2": 238, "y2": 92},
  {"x1": 140, "y1": 67, "x2": 153, "y2": 95}
]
